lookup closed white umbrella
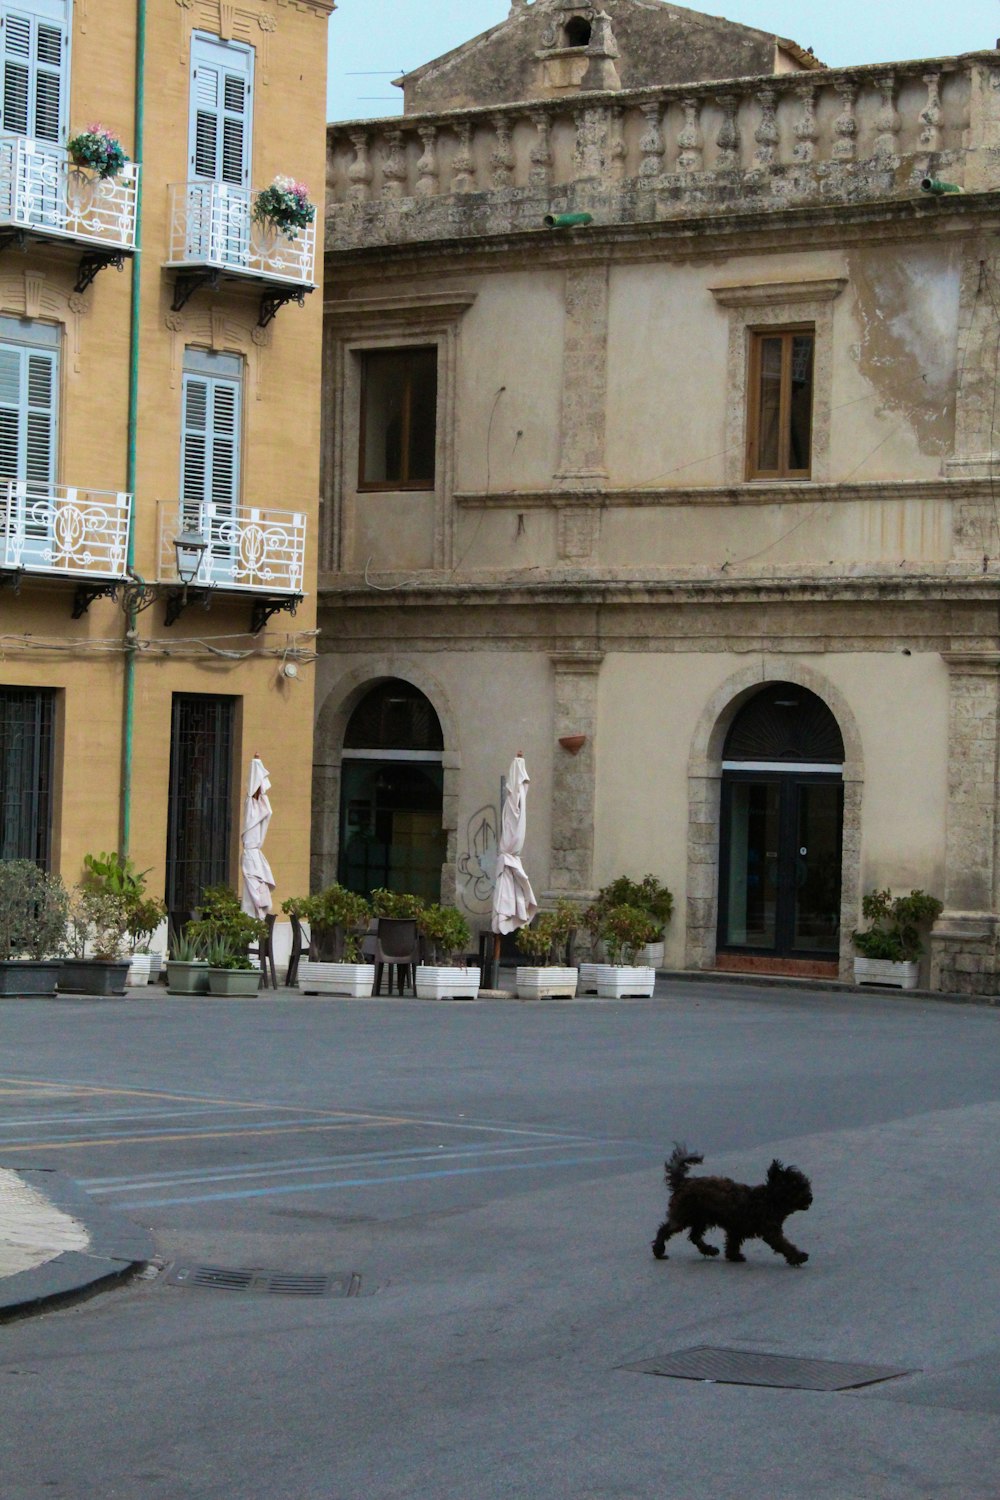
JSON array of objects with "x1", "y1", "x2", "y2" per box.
[
  {"x1": 240, "y1": 755, "x2": 275, "y2": 920},
  {"x1": 491, "y1": 753, "x2": 538, "y2": 937}
]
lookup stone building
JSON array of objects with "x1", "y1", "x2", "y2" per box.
[
  {"x1": 0, "y1": 0, "x2": 333, "y2": 956},
  {"x1": 317, "y1": 0, "x2": 1000, "y2": 995}
]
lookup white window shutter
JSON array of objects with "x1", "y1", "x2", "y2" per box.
[
  {"x1": 181, "y1": 364, "x2": 242, "y2": 525},
  {"x1": 189, "y1": 34, "x2": 253, "y2": 187},
  {"x1": 0, "y1": 8, "x2": 68, "y2": 143},
  {"x1": 0, "y1": 340, "x2": 57, "y2": 493}
]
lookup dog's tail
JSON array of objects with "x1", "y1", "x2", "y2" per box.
[{"x1": 665, "y1": 1142, "x2": 703, "y2": 1192}]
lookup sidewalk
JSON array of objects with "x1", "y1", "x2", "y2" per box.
[{"x1": 0, "y1": 1165, "x2": 153, "y2": 1319}]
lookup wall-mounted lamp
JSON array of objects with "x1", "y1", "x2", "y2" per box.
[{"x1": 173, "y1": 528, "x2": 208, "y2": 587}]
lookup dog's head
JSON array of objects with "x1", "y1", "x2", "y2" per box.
[{"x1": 765, "y1": 1159, "x2": 813, "y2": 1214}]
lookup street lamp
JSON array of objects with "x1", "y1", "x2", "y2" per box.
[{"x1": 173, "y1": 528, "x2": 207, "y2": 588}]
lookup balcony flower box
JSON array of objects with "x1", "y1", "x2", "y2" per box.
[
  {"x1": 68, "y1": 126, "x2": 129, "y2": 181},
  {"x1": 298, "y1": 961, "x2": 374, "y2": 998},
  {"x1": 516, "y1": 966, "x2": 579, "y2": 1000},
  {"x1": 595, "y1": 965, "x2": 656, "y2": 999},
  {"x1": 252, "y1": 175, "x2": 316, "y2": 241},
  {"x1": 415, "y1": 965, "x2": 480, "y2": 1000}
]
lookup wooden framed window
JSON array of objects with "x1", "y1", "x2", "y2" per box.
[
  {"x1": 358, "y1": 346, "x2": 437, "y2": 491},
  {"x1": 747, "y1": 327, "x2": 815, "y2": 480}
]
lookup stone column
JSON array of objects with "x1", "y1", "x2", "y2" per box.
[
  {"x1": 555, "y1": 265, "x2": 609, "y2": 494},
  {"x1": 546, "y1": 652, "x2": 603, "y2": 901},
  {"x1": 930, "y1": 653, "x2": 1000, "y2": 993}
]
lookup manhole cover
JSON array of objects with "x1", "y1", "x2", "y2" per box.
[
  {"x1": 622, "y1": 1346, "x2": 912, "y2": 1392},
  {"x1": 165, "y1": 1264, "x2": 365, "y2": 1297}
]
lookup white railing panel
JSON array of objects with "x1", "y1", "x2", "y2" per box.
[
  {"x1": 167, "y1": 182, "x2": 316, "y2": 287},
  {"x1": 0, "y1": 136, "x2": 139, "y2": 250},
  {"x1": 159, "y1": 501, "x2": 307, "y2": 595},
  {"x1": 0, "y1": 483, "x2": 131, "y2": 579}
]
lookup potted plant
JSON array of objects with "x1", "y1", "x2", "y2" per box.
[
  {"x1": 580, "y1": 874, "x2": 673, "y2": 991},
  {"x1": 186, "y1": 885, "x2": 267, "y2": 993},
  {"x1": 126, "y1": 895, "x2": 168, "y2": 987},
  {"x1": 852, "y1": 888, "x2": 943, "y2": 989},
  {"x1": 67, "y1": 124, "x2": 129, "y2": 180},
  {"x1": 591, "y1": 903, "x2": 660, "y2": 998},
  {"x1": 166, "y1": 929, "x2": 209, "y2": 995},
  {"x1": 252, "y1": 175, "x2": 316, "y2": 241},
  {"x1": 61, "y1": 888, "x2": 132, "y2": 995},
  {"x1": 515, "y1": 901, "x2": 579, "y2": 1000},
  {"x1": 415, "y1": 905, "x2": 478, "y2": 999},
  {"x1": 203, "y1": 937, "x2": 261, "y2": 997},
  {"x1": 292, "y1": 885, "x2": 375, "y2": 997},
  {"x1": 0, "y1": 859, "x2": 69, "y2": 998}
]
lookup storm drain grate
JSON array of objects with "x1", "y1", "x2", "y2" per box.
[
  {"x1": 622, "y1": 1346, "x2": 912, "y2": 1392},
  {"x1": 164, "y1": 1264, "x2": 364, "y2": 1297}
]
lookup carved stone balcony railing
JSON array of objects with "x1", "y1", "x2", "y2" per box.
[
  {"x1": 158, "y1": 501, "x2": 306, "y2": 631},
  {"x1": 166, "y1": 182, "x2": 317, "y2": 325},
  {"x1": 326, "y1": 53, "x2": 999, "y2": 250},
  {"x1": 0, "y1": 136, "x2": 139, "y2": 287},
  {"x1": 0, "y1": 482, "x2": 131, "y2": 614}
]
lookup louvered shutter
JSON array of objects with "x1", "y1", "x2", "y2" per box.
[
  {"x1": 189, "y1": 34, "x2": 252, "y2": 187},
  {"x1": 0, "y1": 340, "x2": 55, "y2": 490},
  {"x1": 181, "y1": 363, "x2": 242, "y2": 529},
  {"x1": 0, "y1": 7, "x2": 68, "y2": 143}
]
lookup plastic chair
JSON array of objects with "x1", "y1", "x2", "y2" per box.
[
  {"x1": 374, "y1": 917, "x2": 420, "y2": 996},
  {"x1": 285, "y1": 913, "x2": 307, "y2": 987},
  {"x1": 250, "y1": 913, "x2": 277, "y2": 989}
]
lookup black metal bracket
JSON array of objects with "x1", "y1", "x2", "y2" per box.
[
  {"x1": 258, "y1": 286, "x2": 309, "y2": 329},
  {"x1": 0, "y1": 228, "x2": 26, "y2": 257},
  {"x1": 119, "y1": 575, "x2": 159, "y2": 618},
  {"x1": 164, "y1": 585, "x2": 214, "y2": 628},
  {"x1": 73, "y1": 251, "x2": 126, "y2": 296},
  {"x1": 0, "y1": 567, "x2": 23, "y2": 595},
  {"x1": 171, "y1": 269, "x2": 221, "y2": 314},
  {"x1": 72, "y1": 581, "x2": 119, "y2": 619},
  {"x1": 250, "y1": 593, "x2": 301, "y2": 635}
]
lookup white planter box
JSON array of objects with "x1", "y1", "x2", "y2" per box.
[
  {"x1": 127, "y1": 953, "x2": 151, "y2": 987},
  {"x1": 415, "y1": 965, "x2": 481, "y2": 1000},
  {"x1": 636, "y1": 940, "x2": 665, "y2": 969},
  {"x1": 298, "y1": 961, "x2": 375, "y2": 998},
  {"x1": 578, "y1": 963, "x2": 601, "y2": 994},
  {"x1": 853, "y1": 956, "x2": 920, "y2": 990},
  {"x1": 595, "y1": 964, "x2": 656, "y2": 998},
  {"x1": 516, "y1": 966, "x2": 579, "y2": 1000}
]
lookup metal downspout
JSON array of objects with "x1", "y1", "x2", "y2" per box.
[{"x1": 120, "y1": 0, "x2": 146, "y2": 856}]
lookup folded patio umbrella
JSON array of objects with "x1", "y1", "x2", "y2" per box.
[
  {"x1": 491, "y1": 753, "x2": 538, "y2": 937},
  {"x1": 240, "y1": 755, "x2": 275, "y2": 920}
]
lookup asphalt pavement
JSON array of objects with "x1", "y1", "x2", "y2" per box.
[{"x1": 1, "y1": 975, "x2": 998, "y2": 1499}]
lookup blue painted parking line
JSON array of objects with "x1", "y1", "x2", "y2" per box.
[{"x1": 118, "y1": 1149, "x2": 650, "y2": 1209}]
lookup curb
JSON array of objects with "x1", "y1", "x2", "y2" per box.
[{"x1": 0, "y1": 1168, "x2": 154, "y2": 1321}]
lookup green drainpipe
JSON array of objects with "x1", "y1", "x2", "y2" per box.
[
  {"x1": 543, "y1": 212, "x2": 594, "y2": 227},
  {"x1": 120, "y1": 0, "x2": 146, "y2": 857}
]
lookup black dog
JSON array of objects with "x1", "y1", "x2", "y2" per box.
[{"x1": 651, "y1": 1143, "x2": 812, "y2": 1266}]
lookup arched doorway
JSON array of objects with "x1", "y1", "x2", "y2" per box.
[
  {"x1": 716, "y1": 683, "x2": 845, "y2": 964},
  {"x1": 338, "y1": 679, "x2": 447, "y2": 902}
]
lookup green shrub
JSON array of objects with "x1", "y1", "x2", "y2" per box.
[
  {"x1": 583, "y1": 874, "x2": 673, "y2": 943},
  {"x1": 417, "y1": 905, "x2": 471, "y2": 964},
  {"x1": 0, "y1": 860, "x2": 69, "y2": 961},
  {"x1": 853, "y1": 888, "x2": 943, "y2": 963},
  {"x1": 516, "y1": 900, "x2": 579, "y2": 965},
  {"x1": 370, "y1": 888, "x2": 425, "y2": 919},
  {"x1": 69, "y1": 888, "x2": 132, "y2": 960},
  {"x1": 282, "y1": 885, "x2": 371, "y2": 961},
  {"x1": 596, "y1": 903, "x2": 660, "y2": 965},
  {"x1": 187, "y1": 885, "x2": 267, "y2": 960}
]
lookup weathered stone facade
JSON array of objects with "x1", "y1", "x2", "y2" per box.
[{"x1": 317, "y1": 1, "x2": 1000, "y2": 995}]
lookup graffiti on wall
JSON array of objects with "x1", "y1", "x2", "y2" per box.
[{"x1": 457, "y1": 803, "x2": 499, "y2": 913}]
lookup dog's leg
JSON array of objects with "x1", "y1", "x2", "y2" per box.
[
  {"x1": 723, "y1": 1231, "x2": 746, "y2": 1262},
  {"x1": 651, "y1": 1216, "x2": 679, "y2": 1259},
  {"x1": 687, "y1": 1222, "x2": 719, "y2": 1258},
  {"x1": 762, "y1": 1230, "x2": 809, "y2": 1266}
]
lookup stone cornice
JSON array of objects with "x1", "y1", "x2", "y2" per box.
[
  {"x1": 324, "y1": 291, "x2": 478, "y2": 328},
  {"x1": 709, "y1": 277, "x2": 847, "y2": 308},
  {"x1": 326, "y1": 194, "x2": 1000, "y2": 280},
  {"x1": 452, "y1": 478, "x2": 985, "y2": 509}
]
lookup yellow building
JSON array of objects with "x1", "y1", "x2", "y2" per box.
[{"x1": 0, "y1": 0, "x2": 334, "y2": 952}]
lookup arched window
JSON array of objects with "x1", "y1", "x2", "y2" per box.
[
  {"x1": 344, "y1": 679, "x2": 444, "y2": 752},
  {"x1": 724, "y1": 683, "x2": 844, "y2": 766}
]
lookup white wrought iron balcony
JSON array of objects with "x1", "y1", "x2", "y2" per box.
[
  {"x1": 166, "y1": 182, "x2": 316, "y2": 324},
  {"x1": 158, "y1": 501, "x2": 307, "y2": 632},
  {"x1": 0, "y1": 136, "x2": 139, "y2": 285},
  {"x1": 0, "y1": 482, "x2": 131, "y2": 614}
]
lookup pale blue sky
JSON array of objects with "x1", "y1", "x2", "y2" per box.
[{"x1": 326, "y1": 0, "x2": 997, "y2": 122}]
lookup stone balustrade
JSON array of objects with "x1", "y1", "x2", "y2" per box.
[{"x1": 326, "y1": 54, "x2": 1000, "y2": 249}]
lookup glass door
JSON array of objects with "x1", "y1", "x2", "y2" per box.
[{"x1": 719, "y1": 773, "x2": 842, "y2": 959}]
